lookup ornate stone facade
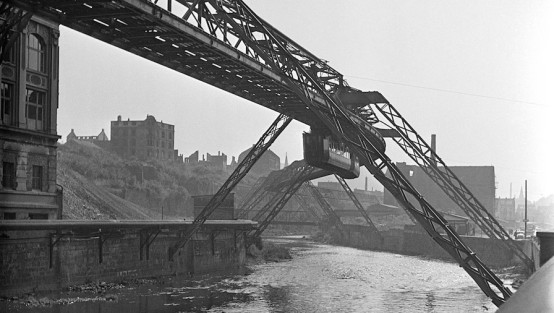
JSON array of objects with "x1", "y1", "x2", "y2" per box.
[{"x1": 0, "y1": 16, "x2": 62, "y2": 219}]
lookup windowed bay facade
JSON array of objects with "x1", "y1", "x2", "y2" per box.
[{"x1": 0, "y1": 17, "x2": 61, "y2": 220}]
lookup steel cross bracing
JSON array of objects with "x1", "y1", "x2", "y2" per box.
[
  {"x1": 371, "y1": 101, "x2": 534, "y2": 271},
  {"x1": 248, "y1": 160, "x2": 324, "y2": 222},
  {"x1": 334, "y1": 174, "x2": 381, "y2": 236},
  {"x1": 10, "y1": 0, "x2": 517, "y2": 305},
  {"x1": 236, "y1": 177, "x2": 266, "y2": 219},
  {"x1": 248, "y1": 163, "x2": 316, "y2": 240},
  {"x1": 11, "y1": 0, "x2": 354, "y2": 128},
  {"x1": 167, "y1": 113, "x2": 291, "y2": 260},
  {"x1": 305, "y1": 181, "x2": 347, "y2": 235},
  {"x1": 292, "y1": 193, "x2": 322, "y2": 223},
  {"x1": 202, "y1": 1, "x2": 512, "y2": 305},
  {"x1": 238, "y1": 160, "x2": 329, "y2": 220},
  {"x1": 0, "y1": 2, "x2": 33, "y2": 63}
]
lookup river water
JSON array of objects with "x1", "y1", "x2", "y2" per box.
[{"x1": 4, "y1": 236, "x2": 510, "y2": 313}]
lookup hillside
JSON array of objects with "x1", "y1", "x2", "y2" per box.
[{"x1": 57, "y1": 140, "x2": 255, "y2": 220}]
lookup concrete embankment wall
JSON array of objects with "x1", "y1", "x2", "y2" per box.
[
  {"x1": 333, "y1": 224, "x2": 531, "y2": 268},
  {"x1": 0, "y1": 220, "x2": 254, "y2": 296}
]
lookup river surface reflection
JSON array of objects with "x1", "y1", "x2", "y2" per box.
[{"x1": 5, "y1": 236, "x2": 503, "y2": 312}]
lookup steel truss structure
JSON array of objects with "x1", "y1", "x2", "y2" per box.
[
  {"x1": 0, "y1": 2, "x2": 32, "y2": 63},
  {"x1": 238, "y1": 160, "x2": 327, "y2": 221},
  {"x1": 334, "y1": 175, "x2": 381, "y2": 236},
  {"x1": 167, "y1": 113, "x2": 291, "y2": 260},
  {"x1": 304, "y1": 181, "x2": 346, "y2": 235},
  {"x1": 247, "y1": 161, "x2": 317, "y2": 240},
  {"x1": 372, "y1": 101, "x2": 534, "y2": 270},
  {"x1": 6, "y1": 0, "x2": 527, "y2": 306},
  {"x1": 292, "y1": 192, "x2": 323, "y2": 223},
  {"x1": 187, "y1": 1, "x2": 513, "y2": 305}
]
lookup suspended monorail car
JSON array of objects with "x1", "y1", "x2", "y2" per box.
[
  {"x1": 303, "y1": 114, "x2": 386, "y2": 179},
  {"x1": 303, "y1": 132, "x2": 360, "y2": 179}
]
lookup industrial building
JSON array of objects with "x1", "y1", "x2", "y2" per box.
[
  {"x1": 110, "y1": 115, "x2": 179, "y2": 161},
  {"x1": 0, "y1": 16, "x2": 62, "y2": 220},
  {"x1": 384, "y1": 162, "x2": 496, "y2": 216}
]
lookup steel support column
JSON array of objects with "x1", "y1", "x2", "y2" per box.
[
  {"x1": 334, "y1": 174, "x2": 381, "y2": 236},
  {"x1": 168, "y1": 113, "x2": 291, "y2": 260}
]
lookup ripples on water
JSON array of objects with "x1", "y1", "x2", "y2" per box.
[{"x1": 4, "y1": 237, "x2": 499, "y2": 313}]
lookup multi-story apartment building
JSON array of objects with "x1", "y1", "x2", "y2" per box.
[
  {"x1": 0, "y1": 16, "x2": 62, "y2": 219},
  {"x1": 110, "y1": 115, "x2": 178, "y2": 161}
]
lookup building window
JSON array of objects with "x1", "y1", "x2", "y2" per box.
[
  {"x1": 169, "y1": 133, "x2": 172, "y2": 139},
  {"x1": 3, "y1": 212, "x2": 16, "y2": 220},
  {"x1": 27, "y1": 34, "x2": 46, "y2": 73},
  {"x1": 161, "y1": 131, "x2": 165, "y2": 138},
  {"x1": 1, "y1": 83, "x2": 14, "y2": 125},
  {"x1": 2, "y1": 162, "x2": 16, "y2": 189},
  {"x1": 25, "y1": 89, "x2": 46, "y2": 130},
  {"x1": 3, "y1": 32, "x2": 16, "y2": 64},
  {"x1": 28, "y1": 213, "x2": 48, "y2": 220},
  {"x1": 31, "y1": 165, "x2": 43, "y2": 190}
]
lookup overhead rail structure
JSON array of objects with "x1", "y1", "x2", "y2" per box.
[
  {"x1": 6, "y1": 0, "x2": 528, "y2": 306},
  {"x1": 334, "y1": 174, "x2": 381, "y2": 237}
]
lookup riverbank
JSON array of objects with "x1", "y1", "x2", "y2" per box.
[
  {"x1": 0, "y1": 238, "x2": 295, "y2": 311},
  {"x1": 1, "y1": 236, "x2": 526, "y2": 312}
]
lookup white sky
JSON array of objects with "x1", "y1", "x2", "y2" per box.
[{"x1": 57, "y1": 0, "x2": 554, "y2": 201}]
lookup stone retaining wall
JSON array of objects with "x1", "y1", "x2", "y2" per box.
[{"x1": 0, "y1": 223, "x2": 249, "y2": 296}]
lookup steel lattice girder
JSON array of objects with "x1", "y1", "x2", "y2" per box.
[
  {"x1": 371, "y1": 101, "x2": 534, "y2": 271},
  {"x1": 11, "y1": 0, "x2": 340, "y2": 127},
  {"x1": 305, "y1": 181, "x2": 347, "y2": 235},
  {"x1": 334, "y1": 174, "x2": 381, "y2": 237},
  {"x1": 168, "y1": 113, "x2": 291, "y2": 260},
  {"x1": 199, "y1": 1, "x2": 513, "y2": 305},
  {"x1": 248, "y1": 164, "x2": 316, "y2": 239},
  {"x1": 238, "y1": 160, "x2": 328, "y2": 220},
  {"x1": 10, "y1": 0, "x2": 519, "y2": 306}
]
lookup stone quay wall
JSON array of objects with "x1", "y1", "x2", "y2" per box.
[
  {"x1": 0, "y1": 220, "x2": 255, "y2": 296},
  {"x1": 333, "y1": 224, "x2": 531, "y2": 268}
]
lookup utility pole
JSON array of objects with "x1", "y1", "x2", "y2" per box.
[{"x1": 524, "y1": 180, "x2": 528, "y2": 239}]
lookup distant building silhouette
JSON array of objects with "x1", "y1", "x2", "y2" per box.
[
  {"x1": 185, "y1": 150, "x2": 199, "y2": 164},
  {"x1": 206, "y1": 152, "x2": 227, "y2": 170},
  {"x1": 67, "y1": 128, "x2": 110, "y2": 149},
  {"x1": 110, "y1": 115, "x2": 179, "y2": 161},
  {"x1": 384, "y1": 162, "x2": 496, "y2": 216},
  {"x1": 237, "y1": 147, "x2": 280, "y2": 176}
]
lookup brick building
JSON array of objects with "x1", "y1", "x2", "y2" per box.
[
  {"x1": 110, "y1": 115, "x2": 178, "y2": 161},
  {"x1": 384, "y1": 162, "x2": 496, "y2": 216},
  {"x1": 67, "y1": 128, "x2": 110, "y2": 150},
  {"x1": 0, "y1": 17, "x2": 62, "y2": 219}
]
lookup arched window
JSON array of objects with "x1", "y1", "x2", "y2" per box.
[{"x1": 27, "y1": 34, "x2": 46, "y2": 73}]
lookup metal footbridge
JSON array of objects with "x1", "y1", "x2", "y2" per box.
[{"x1": 2, "y1": 0, "x2": 535, "y2": 306}]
